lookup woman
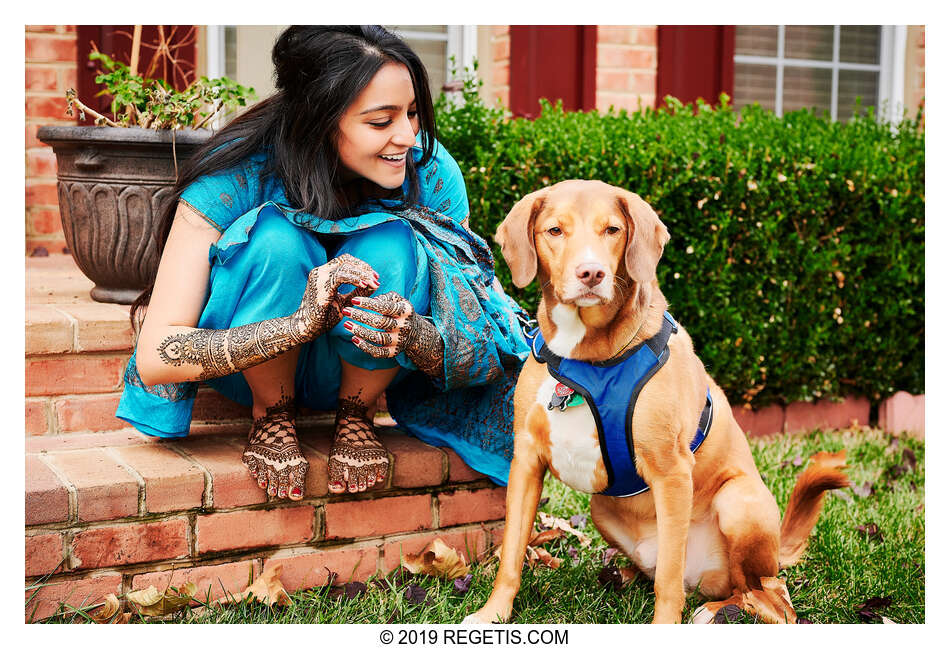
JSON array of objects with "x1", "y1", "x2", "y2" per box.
[{"x1": 116, "y1": 25, "x2": 529, "y2": 501}]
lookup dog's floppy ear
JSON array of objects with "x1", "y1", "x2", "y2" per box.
[
  {"x1": 618, "y1": 191, "x2": 670, "y2": 286},
  {"x1": 495, "y1": 188, "x2": 549, "y2": 288}
]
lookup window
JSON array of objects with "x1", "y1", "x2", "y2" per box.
[
  {"x1": 733, "y1": 25, "x2": 907, "y2": 122},
  {"x1": 386, "y1": 26, "x2": 477, "y2": 96}
]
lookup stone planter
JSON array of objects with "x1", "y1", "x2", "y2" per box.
[{"x1": 36, "y1": 126, "x2": 212, "y2": 304}]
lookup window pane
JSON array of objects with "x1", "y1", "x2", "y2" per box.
[
  {"x1": 389, "y1": 25, "x2": 448, "y2": 35},
  {"x1": 733, "y1": 63, "x2": 776, "y2": 113},
  {"x1": 838, "y1": 69, "x2": 879, "y2": 119},
  {"x1": 386, "y1": 25, "x2": 448, "y2": 97},
  {"x1": 840, "y1": 26, "x2": 881, "y2": 64},
  {"x1": 783, "y1": 66, "x2": 832, "y2": 114},
  {"x1": 784, "y1": 25, "x2": 834, "y2": 61},
  {"x1": 736, "y1": 25, "x2": 778, "y2": 57}
]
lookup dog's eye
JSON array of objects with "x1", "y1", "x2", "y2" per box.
[
  {"x1": 605, "y1": 226, "x2": 621, "y2": 235},
  {"x1": 547, "y1": 226, "x2": 563, "y2": 236}
]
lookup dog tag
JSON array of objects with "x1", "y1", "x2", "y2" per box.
[{"x1": 549, "y1": 383, "x2": 576, "y2": 411}]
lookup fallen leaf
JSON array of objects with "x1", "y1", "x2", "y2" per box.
[
  {"x1": 127, "y1": 582, "x2": 197, "y2": 617},
  {"x1": 529, "y1": 528, "x2": 564, "y2": 547},
  {"x1": 796, "y1": 617, "x2": 813, "y2": 624},
  {"x1": 344, "y1": 582, "x2": 367, "y2": 600},
  {"x1": 90, "y1": 593, "x2": 122, "y2": 623},
  {"x1": 856, "y1": 523, "x2": 883, "y2": 542},
  {"x1": 902, "y1": 448, "x2": 917, "y2": 471},
  {"x1": 453, "y1": 574, "x2": 472, "y2": 594},
  {"x1": 888, "y1": 463, "x2": 908, "y2": 479},
  {"x1": 533, "y1": 546, "x2": 563, "y2": 569},
  {"x1": 881, "y1": 616, "x2": 896, "y2": 624},
  {"x1": 714, "y1": 604, "x2": 744, "y2": 623},
  {"x1": 602, "y1": 548, "x2": 619, "y2": 565},
  {"x1": 404, "y1": 584, "x2": 428, "y2": 605},
  {"x1": 857, "y1": 596, "x2": 892, "y2": 623},
  {"x1": 213, "y1": 564, "x2": 290, "y2": 607},
  {"x1": 401, "y1": 538, "x2": 469, "y2": 580},
  {"x1": 567, "y1": 546, "x2": 579, "y2": 565},
  {"x1": 569, "y1": 514, "x2": 588, "y2": 529},
  {"x1": 539, "y1": 512, "x2": 592, "y2": 547}
]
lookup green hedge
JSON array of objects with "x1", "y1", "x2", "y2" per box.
[{"x1": 434, "y1": 81, "x2": 924, "y2": 407}]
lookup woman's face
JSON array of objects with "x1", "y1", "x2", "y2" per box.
[{"x1": 336, "y1": 62, "x2": 420, "y2": 190}]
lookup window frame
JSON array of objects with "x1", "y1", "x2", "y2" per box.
[{"x1": 733, "y1": 25, "x2": 907, "y2": 122}]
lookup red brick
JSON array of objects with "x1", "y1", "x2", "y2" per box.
[
  {"x1": 27, "y1": 147, "x2": 58, "y2": 177},
  {"x1": 378, "y1": 431, "x2": 445, "y2": 488},
  {"x1": 492, "y1": 64, "x2": 509, "y2": 87},
  {"x1": 53, "y1": 393, "x2": 123, "y2": 433},
  {"x1": 785, "y1": 397, "x2": 870, "y2": 434},
  {"x1": 492, "y1": 26, "x2": 509, "y2": 37},
  {"x1": 445, "y1": 449, "x2": 487, "y2": 483},
  {"x1": 26, "y1": 398, "x2": 52, "y2": 435},
  {"x1": 632, "y1": 26, "x2": 658, "y2": 47},
  {"x1": 26, "y1": 67, "x2": 58, "y2": 91},
  {"x1": 26, "y1": 95, "x2": 71, "y2": 120},
  {"x1": 46, "y1": 448, "x2": 138, "y2": 522},
  {"x1": 438, "y1": 487, "x2": 507, "y2": 528},
  {"x1": 113, "y1": 445, "x2": 205, "y2": 512},
  {"x1": 597, "y1": 69, "x2": 631, "y2": 93},
  {"x1": 26, "y1": 428, "x2": 158, "y2": 454},
  {"x1": 196, "y1": 506, "x2": 315, "y2": 553},
  {"x1": 29, "y1": 208, "x2": 64, "y2": 236},
  {"x1": 26, "y1": 533, "x2": 65, "y2": 576},
  {"x1": 26, "y1": 25, "x2": 60, "y2": 33},
  {"x1": 26, "y1": 355, "x2": 127, "y2": 396},
  {"x1": 263, "y1": 546, "x2": 378, "y2": 592},
  {"x1": 597, "y1": 45, "x2": 656, "y2": 70},
  {"x1": 381, "y1": 528, "x2": 488, "y2": 573},
  {"x1": 63, "y1": 25, "x2": 77, "y2": 34},
  {"x1": 192, "y1": 388, "x2": 252, "y2": 421},
  {"x1": 71, "y1": 519, "x2": 190, "y2": 569},
  {"x1": 492, "y1": 38, "x2": 510, "y2": 62},
  {"x1": 25, "y1": 304, "x2": 72, "y2": 355},
  {"x1": 26, "y1": 180, "x2": 59, "y2": 207},
  {"x1": 172, "y1": 436, "x2": 266, "y2": 508},
  {"x1": 26, "y1": 238, "x2": 69, "y2": 257},
  {"x1": 732, "y1": 403, "x2": 785, "y2": 438},
  {"x1": 631, "y1": 72, "x2": 657, "y2": 95},
  {"x1": 597, "y1": 93, "x2": 645, "y2": 113},
  {"x1": 25, "y1": 573, "x2": 122, "y2": 622},
  {"x1": 879, "y1": 391, "x2": 924, "y2": 439},
  {"x1": 63, "y1": 66, "x2": 77, "y2": 90},
  {"x1": 56, "y1": 302, "x2": 133, "y2": 352},
  {"x1": 25, "y1": 455, "x2": 69, "y2": 525},
  {"x1": 132, "y1": 560, "x2": 257, "y2": 604},
  {"x1": 25, "y1": 35, "x2": 77, "y2": 63},
  {"x1": 325, "y1": 494, "x2": 433, "y2": 540},
  {"x1": 597, "y1": 26, "x2": 635, "y2": 45}
]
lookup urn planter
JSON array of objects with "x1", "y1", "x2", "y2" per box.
[{"x1": 37, "y1": 125, "x2": 212, "y2": 304}]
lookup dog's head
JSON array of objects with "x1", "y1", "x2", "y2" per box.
[{"x1": 495, "y1": 180, "x2": 669, "y2": 307}]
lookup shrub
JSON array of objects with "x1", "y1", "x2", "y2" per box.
[{"x1": 435, "y1": 77, "x2": 924, "y2": 407}]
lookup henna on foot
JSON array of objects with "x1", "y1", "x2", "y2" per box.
[
  {"x1": 328, "y1": 390, "x2": 389, "y2": 494},
  {"x1": 242, "y1": 393, "x2": 309, "y2": 500}
]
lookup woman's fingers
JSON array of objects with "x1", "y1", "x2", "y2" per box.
[
  {"x1": 348, "y1": 292, "x2": 411, "y2": 318},
  {"x1": 350, "y1": 334, "x2": 398, "y2": 358},
  {"x1": 341, "y1": 306, "x2": 398, "y2": 331},
  {"x1": 346, "y1": 321, "x2": 394, "y2": 347}
]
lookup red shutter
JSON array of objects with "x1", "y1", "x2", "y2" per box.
[
  {"x1": 510, "y1": 26, "x2": 597, "y2": 118},
  {"x1": 656, "y1": 26, "x2": 735, "y2": 109},
  {"x1": 77, "y1": 26, "x2": 198, "y2": 119}
]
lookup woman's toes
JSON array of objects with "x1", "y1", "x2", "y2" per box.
[
  {"x1": 329, "y1": 480, "x2": 346, "y2": 493},
  {"x1": 267, "y1": 471, "x2": 279, "y2": 497},
  {"x1": 277, "y1": 474, "x2": 290, "y2": 499},
  {"x1": 243, "y1": 456, "x2": 259, "y2": 480}
]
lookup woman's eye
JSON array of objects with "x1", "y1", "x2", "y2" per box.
[
  {"x1": 369, "y1": 120, "x2": 392, "y2": 128},
  {"x1": 548, "y1": 227, "x2": 562, "y2": 236}
]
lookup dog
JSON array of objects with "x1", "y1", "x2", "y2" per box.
[{"x1": 464, "y1": 180, "x2": 848, "y2": 624}]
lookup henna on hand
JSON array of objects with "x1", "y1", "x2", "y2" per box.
[
  {"x1": 155, "y1": 255, "x2": 380, "y2": 382},
  {"x1": 343, "y1": 291, "x2": 445, "y2": 382}
]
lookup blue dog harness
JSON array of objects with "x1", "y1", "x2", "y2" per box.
[{"x1": 523, "y1": 311, "x2": 713, "y2": 497}]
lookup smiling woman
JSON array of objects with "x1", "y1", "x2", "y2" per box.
[{"x1": 115, "y1": 26, "x2": 531, "y2": 502}]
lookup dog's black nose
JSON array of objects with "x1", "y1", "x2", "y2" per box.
[{"x1": 576, "y1": 263, "x2": 606, "y2": 287}]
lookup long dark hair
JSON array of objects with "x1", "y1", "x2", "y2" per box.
[{"x1": 130, "y1": 25, "x2": 436, "y2": 325}]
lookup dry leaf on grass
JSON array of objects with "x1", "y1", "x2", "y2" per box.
[
  {"x1": 211, "y1": 564, "x2": 291, "y2": 607},
  {"x1": 90, "y1": 593, "x2": 123, "y2": 623},
  {"x1": 529, "y1": 528, "x2": 564, "y2": 546},
  {"x1": 401, "y1": 538, "x2": 469, "y2": 580},
  {"x1": 126, "y1": 582, "x2": 197, "y2": 617},
  {"x1": 533, "y1": 547, "x2": 563, "y2": 569},
  {"x1": 538, "y1": 512, "x2": 591, "y2": 547}
]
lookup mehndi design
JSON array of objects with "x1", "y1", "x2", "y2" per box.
[
  {"x1": 241, "y1": 391, "x2": 309, "y2": 500},
  {"x1": 328, "y1": 390, "x2": 390, "y2": 493}
]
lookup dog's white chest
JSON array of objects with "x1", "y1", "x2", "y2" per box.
[{"x1": 536, "y1": 375, "x2": 605, "y2": 493}]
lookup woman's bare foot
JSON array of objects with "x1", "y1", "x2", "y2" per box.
[
  {"x1": 241, "y1": 394, "x2": 309, "y2": 500},
  {"x1": 328, "y1": 390, "x2": 389, "y2": 493}
]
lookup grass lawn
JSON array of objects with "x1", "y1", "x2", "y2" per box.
[{"x1": 37, "y1": 427, "x2": 924, "y2": 624}]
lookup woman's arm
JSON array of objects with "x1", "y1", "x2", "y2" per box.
[{"x1": 136, "y1": 203, "x2": 378, "y2": 385}]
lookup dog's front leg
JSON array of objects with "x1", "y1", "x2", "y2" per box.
[
  {"x1": 646, "y1": 450, "x2": 694, "y2": 624},
  {"x1": 463, "y1": 432, "x2": 546, "y2": 623}
]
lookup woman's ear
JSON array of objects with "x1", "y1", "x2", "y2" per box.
[
  {"x1": 617, "y1": 191, "x2": 670, "y2": 286},
  {"x1": 495, "y1": 188, "x2": 549, "y2": 288}
]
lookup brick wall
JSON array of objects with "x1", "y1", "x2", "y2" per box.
[
  {"x1": 595, "y1": 26, "x2": 657, "y2": 112},
  {"x1": 488, "y1": 26, "x2": 510, "y2": 108},
  {"x1": 905, "y1": 26, "x2": 925, "y2": 120},
  {"x1": 25, "y1": 25, "x2": 78, "y2": 256}
]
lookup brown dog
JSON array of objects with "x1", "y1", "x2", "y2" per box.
[{"x1": 464, "y1": 180, "x2": 848, "y2": 624}]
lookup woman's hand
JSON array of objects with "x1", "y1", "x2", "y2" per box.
[
  {"x1": 295, "y1": 254, "x2": 380, "y2": 340},
  {"x1": 342, "y1": 292, "x2": 444, "y2": 381}
]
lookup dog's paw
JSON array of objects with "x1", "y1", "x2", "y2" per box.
[{"x1": 689, "y1": 605, "x2": 715, "y2": 624}]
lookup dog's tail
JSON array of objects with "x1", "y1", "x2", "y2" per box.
[{"x1": 778, "y1": 450, "x2": 849, "y2": 569}]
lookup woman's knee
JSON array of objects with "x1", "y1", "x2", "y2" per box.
[{"x1": 232, "y1": 209, "x2": 327, "y2": 275}]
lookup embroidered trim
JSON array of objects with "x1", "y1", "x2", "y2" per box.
[{"x1": 124, "y1": 351, "x2": 198, "y2": 402}]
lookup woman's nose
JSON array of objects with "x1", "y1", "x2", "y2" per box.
[{"x1": 392, "y1": 115, "x2": 416, "y2": 146}]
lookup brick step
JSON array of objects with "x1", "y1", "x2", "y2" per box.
[{"x1": 26, "y1": 423, "x2": 503, "y2": 620}]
